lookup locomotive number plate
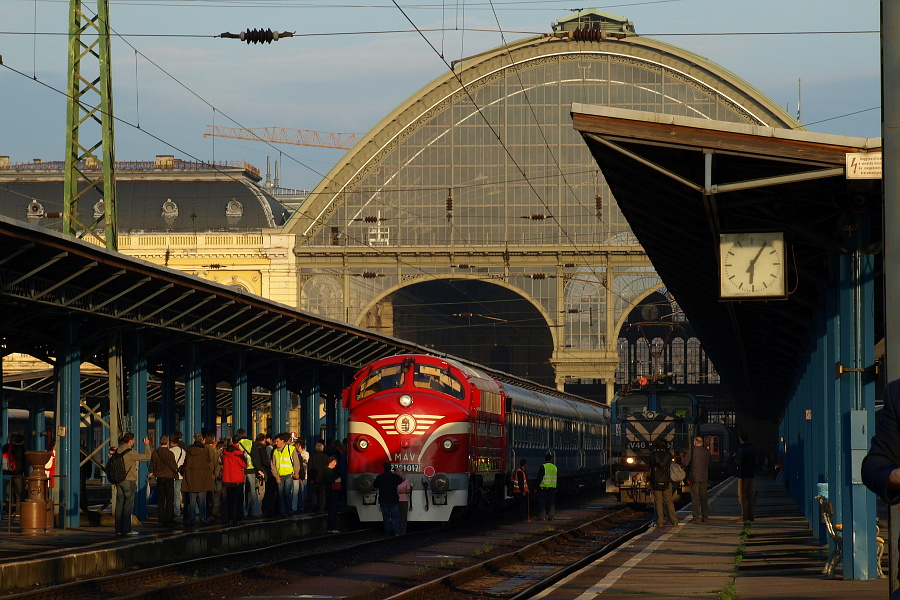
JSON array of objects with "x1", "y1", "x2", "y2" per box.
[
  {"x1": 627, "y1": 441, "x2": 649, "y2": 449},
  {"x1": 394, "y1": 464, "x2": 421, "y2": 472}
]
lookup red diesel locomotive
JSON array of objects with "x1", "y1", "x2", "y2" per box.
[{"x1": 343, "y1": 354, "x2": 609, "y2": 523}]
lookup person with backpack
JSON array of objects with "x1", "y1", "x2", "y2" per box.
[
  {"x1": 649, "y1": 437, "x2": 679, "y2": 528},
  {"x1": 110, "y1": 432, "x2": 151, "y2": 536}
]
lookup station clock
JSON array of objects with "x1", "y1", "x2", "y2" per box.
[{"x1": 719, "y1": 232, "x2": 787, "y2": 299}]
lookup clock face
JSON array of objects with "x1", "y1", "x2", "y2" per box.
[{"x1": 719, "y1": 232, "x2": 786, "y2": 299}]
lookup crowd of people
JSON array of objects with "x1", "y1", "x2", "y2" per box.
[{"x1": 112, "y1": 431, "x2": 348, "y2": 536}]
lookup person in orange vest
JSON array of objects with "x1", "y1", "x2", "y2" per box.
[{"x1": 513, "y1": 459, "x2": 530, "y2": 521}]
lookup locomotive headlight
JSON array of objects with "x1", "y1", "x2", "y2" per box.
[
  {"x1": 440, "y1": 437, "x2": 458, "y2": 451},
  {"x1": 625, "y1": 456, "x2": 635, "y2": 465},
  {"x1": 398, "y1": 394, "x2": 413, "y2": 407},
  {"x1": 356, "y1": 437, "x2": 370, "y2": 451}
]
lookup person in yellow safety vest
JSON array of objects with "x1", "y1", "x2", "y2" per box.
[
  {"x1": 270, "y1": 433, "x2": 301, "y2": 516},
  {"x1": 513, "y1": 459, "x2": 530, "y2": 521},
  {"x1": 236, "y1": 428, "x2": 263, "y2": 518},
  {"x1": 537, "y1": 452, "x2": 558, "y2": 521}
]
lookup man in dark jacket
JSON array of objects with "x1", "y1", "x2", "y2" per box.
[
  {"x1": 307, "y1": 443, "x2": 330, "y2": 513},
  {"x1": 864, "y1": 379, "x2": 900, "y2": 503},
  {"x1": 256, "y1": 433, "x2": 277, "y2": 517},
  {"x1": 149, "y1": 435, "x2": 178, "y2": 526},
  {"x1": 735, "y1": 433, "x2": 757, "y2": 522},
  {"x1": 683, "y1": 436, "x2": 711, "y2": 522},
  {"x1": 373, "y1": 461, "x2": 402, "y2": 537}
]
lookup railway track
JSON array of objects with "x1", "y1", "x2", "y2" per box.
[{"x1": 2, "y1": 499, "x2": 648, "y2": 600}]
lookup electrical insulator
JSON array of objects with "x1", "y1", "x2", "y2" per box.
[
  {"x1": 446, "y1": 196, "x2": 453, "y2": 212},
  {"x1": 532, "y1": 214, "x2": 545, "y2": 220},
  {"x1": 595, "y1": 194, "x2": 603, "y2": 220},
  {"x1": 220, "y1": 29, "x2": 295, "y2": 44},
  {"x1": 456, "y1": 264, "x2": 470, "y2": 269},
  {"x1": 363, "y1": 216, "x2": 378, "y2": 223},
  {"x1": 564, "y1": 263, "x2": 576, "y2": 268},
  {"x1": 530, "y1": 273, "x2": 547, "y2": 280},
  {"x1": 361, "y1": 272, "x2": 378, "y2": 279},
  {"x1": 330, "y1": 227, "x2": 340, "y2": 246}
]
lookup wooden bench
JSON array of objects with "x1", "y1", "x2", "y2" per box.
[{"x1": 815, "y1": 494, "x2": 884, "y2": 578}]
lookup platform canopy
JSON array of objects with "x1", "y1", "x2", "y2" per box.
[{"x1": 572, "y1": 104, "x2": 883, "y2": 421}]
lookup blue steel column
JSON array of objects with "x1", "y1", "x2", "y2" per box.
[
  {"x1": 158, "y1": 359, "x2": 175, "y2": 437},
  {"x1": 59, "y1": 320, "x2": 82, "y2": 529},
  {"x1": 0, "y1": 355, "x2": 5, "y2": 517},
  {"x1": 270, "y1": 363, "x2": 288, "y2": 436},
  {"x1": 824, "y1": 271, "x2": 843, "y2": 548},
  {"x1": 304, "y1": 379, "x2": 322, "y2": 445},
  {"x1": 838, "y1": 224, "x2": 877, "y2": 579},
  {"x1": 31, "y1": 411, "x2": 47, "y2": 450},
  {"x1": 808, "y1": 314, "x2": 826, "y2": 525},
  {"x1": 202, "y1": 377, "x2": 216, "y2": 435},
  {"x1": 184, "y1": 346, "x2": 202, "y2": 438},
  {"x1": 882, "y1": 0, "x2": 900, "y2": 592},
  {"x1": 335, "y1": 373, "x2": 348, "y2": 442},
  {"x1": 127, "y1": 335, "x2": 149, "y2": 520},
  {"x1": 232, "y1": 353, "x2": 249, "y2": 435}
]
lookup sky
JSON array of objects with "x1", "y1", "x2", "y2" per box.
[{"x1": 0, "y1": 0, "x2": 882, "y2": 193}]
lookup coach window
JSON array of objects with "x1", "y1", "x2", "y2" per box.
[
  {"x1": 414, "y1": 364, "x2": 465, "y2": 399},
  {"x1": 660, "y1": 394, "x2": 693, "y2": 419},
  {"x1": 356, "y1": 363, "x2": 405, "y2": 400}
]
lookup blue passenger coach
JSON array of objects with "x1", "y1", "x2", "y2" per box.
[{"x1": 607, "y1": 388, "x2": 699, "y2": 503}]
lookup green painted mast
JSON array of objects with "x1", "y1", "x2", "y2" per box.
[{"x1": 64, "y1": 0, "x2": 117, "y2": 251}]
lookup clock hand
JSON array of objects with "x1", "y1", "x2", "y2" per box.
[{"x1": 745, "y1": 244, "x2": 767, "y2": 284}]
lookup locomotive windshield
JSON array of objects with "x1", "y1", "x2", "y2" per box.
[
  {"x1": 615, "y1": 394, "x2": 648, "y2": 419},
  {"x1": 356, "y1": 364, "x2": 405, "y2": 400},
  {"x1": 413, "y1": 364, "x2": 465, "y2": 400},
  {"x1": 660, "y1": 394, "x2": 694, "y2": 419}
]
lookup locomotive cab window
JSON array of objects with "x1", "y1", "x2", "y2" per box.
[
  {"x1": 615, "y1": 394, "x2": 648, "y2": 419},
  {"x1": 356, "y1": 364, "x2": 405, "y2": 400},
  {"x1": 413, "y1": 364, "x2": 465, "y2": 400},
  {"x1": 660, "y1": 394, "x2": 694, "y2": 419}
]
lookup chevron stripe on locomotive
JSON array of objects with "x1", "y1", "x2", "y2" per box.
[
  {"x1": 607, "y1": 389, "x2": 699, "y2": 504},
  {"x1": 343, "y1": 354, "x2": 610, "y2": 523}
]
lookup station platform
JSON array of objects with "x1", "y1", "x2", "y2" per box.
[
  {"x1": 0, "y1": 507, "x2": 333, "y2": 593},
  {"x1": 539, "y1": 477, "x2": 889, "y2": 599}
]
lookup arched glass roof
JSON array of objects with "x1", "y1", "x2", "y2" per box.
[{"x1": 285, "y1": 30, "x2": 799, "y2": 246}]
